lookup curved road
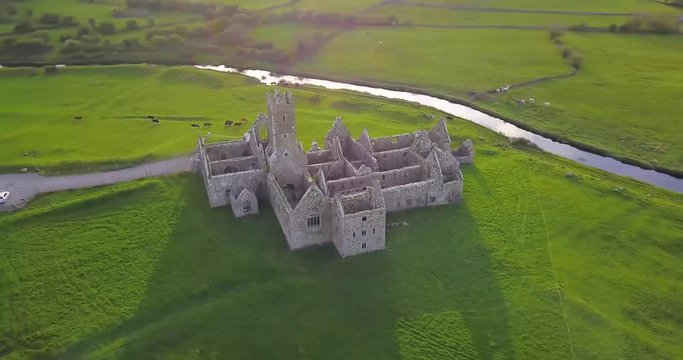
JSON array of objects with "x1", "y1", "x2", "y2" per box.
[{"x1": 0, "y1": 156, "x2": 192, "y2": 212}]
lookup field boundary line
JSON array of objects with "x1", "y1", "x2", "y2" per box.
[{"x1": 526, "y1": 160, "x2": 576, "y2": 360}]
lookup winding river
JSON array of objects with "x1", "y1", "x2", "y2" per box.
[{"x1": 196, "y1": 65, "x2": 683, "y2": 193}]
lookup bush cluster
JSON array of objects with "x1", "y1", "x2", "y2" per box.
[{"x1": 610, "y1": 13, "x2": 680, "y2": 34}]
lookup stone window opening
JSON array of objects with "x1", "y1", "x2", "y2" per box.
[
  {"x1": 373, "y1": 228, "x2": 376, "y2": 234},
  {"x1": 397, "y1": 200, "x2": 401, "y2": 207},
  {"x1": 283, "y1": 115, "x2": 286, "y2": 122},
  {"x1": 362, "y1": 216, "x2": 367, "y2": 222},
  {"x1": 353, "y1": 232, "x2": 356, "y2": 238},
  {"x1": 429, "y1": 196, "x2": 436, "y2": 203},
  {"x1": 243, "y1": 201, "x2": 251, "y2": 213},
  {"x1": 382, "y1": 175, "x2": 385, "y2": 180},
  {"x1": 307, "y1": 215, "x2": 320, "y2": 227},
  {"x1": 407, "y1": 198, "x2": 412, "y2": 206},
  {"x1": 403, "y1": 152, "x2": 407, "y2": 157},
  {"x1": 362, "y1": 243, "x2": 367, "y2": 249},
  {"x1": 362, "y1": 230, "x2": 367, "y2": 236}
]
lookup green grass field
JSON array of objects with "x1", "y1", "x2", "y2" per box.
[
  {"x1": 1, "y1": 111, "x2": 681, "y2": 358},
  {"x1": 0, "y1": 64, "x2": 455, "y2": 173}
]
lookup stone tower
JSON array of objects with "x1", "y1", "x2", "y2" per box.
[{"x1": 267, "y1": 90, "x2": 297, "y2": 154}]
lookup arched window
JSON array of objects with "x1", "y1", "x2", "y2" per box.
[{"x1": 243, "y1": 201, "x2": 251, "y2": 213}]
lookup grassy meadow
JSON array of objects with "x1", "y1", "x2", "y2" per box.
[
  {"x1": 1, "y1": 109, "x2": 682, "y2": 358},
  {"x1": 2, "y1": 0, "x2": 682, "y2": 174},
  {"x1": 0, "y1": 64, "x2": 442, "y2": 173}
]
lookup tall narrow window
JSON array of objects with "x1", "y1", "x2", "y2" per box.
[
  {"x1": 243, "y1": 201, "x2": 251, "y2": 213},
  {"x1": 373, "y1": 228, "x2": 376, "y2": 234},
  {"x1": 362, "y1": 216, "x2": 367, "y2": 222},
  {"x1": 429, "y1": 196, "x2": 436, "y2": 203},
  {"x1": 307, "y1": 215, "x2": 320, "y2": 227},
  {"x1": 362, "y1": 230, "x2": 367, "y2": 236},
  {"x1": 362, "y1": 243, "x2": 367, "y2": 249}
]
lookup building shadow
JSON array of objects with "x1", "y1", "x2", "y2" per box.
[
  {"x1": 62, "y1": 175, "x2": 513, "y2": 359},
  {"x1": 385, "y1": 202, "x2": 517, "y2": 359},
  {"x1": 62, "y1": 175, "x2": 401, "y2": 359}
]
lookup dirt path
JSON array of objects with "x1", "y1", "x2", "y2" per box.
[{"x1": 0, "y1": 156, "x2": 192, "y2": 212}]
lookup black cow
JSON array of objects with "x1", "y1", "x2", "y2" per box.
[
  {"x1": 224, "y1": 120, "x2": 233, "y2": 126},
  {"x1": 152, "y1": 118, "x2": 160, "y2": 124},
  {"x1": 74, "y1": 115, "x2": 82, "y2": 120},
  {"x1": 191, "y1": 123, "x2": 200, "y2": 128},
  {"x1": 203, "y1": 122, "x2": 212, "y2": 128}
]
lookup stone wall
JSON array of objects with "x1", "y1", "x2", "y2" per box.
[
  {"x1": 206, "y1": 141, "x2": 252, "y2": 161},
  {"x1": 230, "y1": 189, "x2": 259, "y2": 218},
  {"x1": 288, "y1": 185, "x2": 331, "y2": 249},
  {"x1": 334, "y1": 207, "x2": 386, "y2": 257},
  {"x1": 382, "y1": 179, "x2": 433, "y2": 213},
  {"x1": 371, "y1": 133, "x2": 416, "y2": 152},
  {"x1": 453, "y1": 139, "x2": 475, "y2": 164},
  {"x1": 205, "y1": 169, "x2": 265, "y2": 207},
  {"x1": 209, "y1": 155, "x2": 260, "y2": 175},
  {"x1": 267, "y1": 174, "x2": 292, "y2": 241},
  {"x1": 375, "y1": 148, "x2": 417, "y2": 171}
]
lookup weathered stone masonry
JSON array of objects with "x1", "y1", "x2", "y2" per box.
[{"x1": 195, "y1": 90, "x2": 474, "y2": 257}]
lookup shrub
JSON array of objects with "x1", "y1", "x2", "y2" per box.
[
  {"x1": 77, "y1": 25, "x2": 92, "y2": 37},
  {"x1": 619, "y1": 13, "x2": 680, "y2": 34},
  {"x1": 5, "y1": 39, "x2": 53, "y2": 55},
  {"x1": 38, "y1": 13, "x2": 61, "y2": 25},
  {"x1": 123, "y1": 37, "x2": 141, "y2": 48},
  {"x1": 216, "y1": 24, "x2": 249, "y2": 45},
  {"x1": 30, "y1": 31, "x2": 50, "y2": 43},
  {"x1": 126, "y1": 19, "x2": 140, "y2": 31},
  {"x1": 549, "y1": 29, "x2": 562, "y2": 40},
  {"x1": 63, "y1": 39, "x2": 81, "y2": 52},
  {"x1": 608, "y1": 24, "x2": 618, "y2": 32},
  {"x1": 168, "y1": 33, "x2": 185, "y2": 45},
  {"x1": 561, "y1": 48, "x2": 573, "y2": 59},
  {"x1": 13, "y1": 20, "x2": 33, "y2": 34},
  {"x1": 96, "y1": 21, "x2": 117, "y2": 35},
  {"x1": 570, "y1": 54, "x2": 584, "y2": 70},
  {"x1": 150, "y1": 35, "x2": 169, "y2": 47},
  {"x1": 60, "y1": 16, "x2": 77, "y2": 27},
  {"x1": 3, "y1": 4, "x2": 17, "y2": 16},
  {"x1": 2, "y1": 37, "x2": 16, "y2": 46},
  {"x1": 43, "y1": 65, "x2": 59, "y2": 75}
]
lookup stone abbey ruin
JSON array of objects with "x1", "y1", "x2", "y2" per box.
[{"x1": 194, "y1": 90, "x2": 474, "y2": 257}]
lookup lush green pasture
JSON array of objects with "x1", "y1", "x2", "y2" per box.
[
  {"x1": 425, "y1": 0, "x2": 680, "y2": 13},
  {"x1": 296, "y1": 27, "x2": 569, "y2": 94},
  {"x1": 0, "y1": 65, "x2": 446, "y2": 172},
  {"x1": 1, "y1": 115, "x2": 681, "y2": 358},
  {"x1": 371, "y1": 4, "x2": 631, "y2": 27},
  {"x1": 487, "y1": 33, "x2": 683, "y2": 171}
]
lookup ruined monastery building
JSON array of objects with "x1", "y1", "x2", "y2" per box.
[{"x1": 194, "y1": 91, "x2": 474, "y2": 257}]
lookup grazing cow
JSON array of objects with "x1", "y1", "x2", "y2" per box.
[
  {"x1": 544, "y1": 101, "x2": 551, "y2": 107},
  {"x1": 225, "y1": 120, "x2": 233, "y2": 126},
  {"x1": 517, "y1": 99, "x2": 526, "y2": 105},
  {"x1": 234, "y1": 121, "x2": 243, "y2": 126},
  {"x1": 191, "y1": 123, "x2": 200, "y2": 128},
  {"x1": 529, "y1": 98, "x2": 535, "y2": 104},
  {"x1": 74, "y1": 115, "x2": 82, "y2": 120},
  {"x1": 204, "y1": 122, "x2": 212, "y2": 128},
  {"x1": 152, "y1": 118, "x2": 160, "y2": 124},
  {"x1": 446, "y1": 115, "x2": 454, "y2": 120}
]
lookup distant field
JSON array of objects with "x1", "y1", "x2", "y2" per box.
[
  {"x1": 296, "y1": 27, "x2": 569, "y2": 94},
  {"x1": 370, "y1": 4, "x2": 631, "y2": 27},
  {"x1": 486, "y1": 33, "x2": 683, "y2": 171},
  {"x1": 423, "y1": 0, "x2": 681, "y2": 13},
  {"x1": 0, "y1": 64, "x2": 445, "y2": 173},
  {"x1": 1, "y1": 116, "x2": 681, "y2": 358}
]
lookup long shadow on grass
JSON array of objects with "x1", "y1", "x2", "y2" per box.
[
  {"x1": 386, "y1": 203, "x2": 516, "y2": 359},
  {"x1": 62, "y1": 175, "x2": 401, "y2": 358}
]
